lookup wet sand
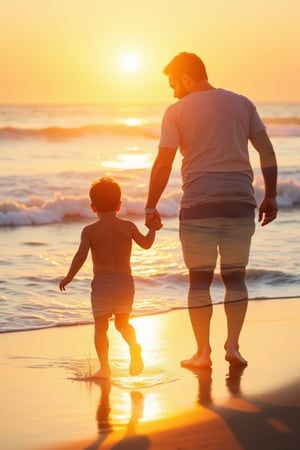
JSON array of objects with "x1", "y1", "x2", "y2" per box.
[{"x1": 1, "y1": 298, "x2": 299, "y2": 450}]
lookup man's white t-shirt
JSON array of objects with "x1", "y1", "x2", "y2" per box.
[{"x1": 159, "y1": 89, "x2": 265, "y2": 208}]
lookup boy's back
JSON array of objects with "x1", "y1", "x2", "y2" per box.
[
  {"x1": 78, "y1": 213, "x2": 155, "y2": 276},
  {"x1": 84, "y1": 215, "x2": 134, "y2": 274}
]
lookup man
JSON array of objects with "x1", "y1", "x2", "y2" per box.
[{"x1": 145, "y1": 52, "x2": 278, "y2": 368}]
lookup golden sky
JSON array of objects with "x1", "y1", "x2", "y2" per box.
[{"x1": 1, "y1": 0, "x2": 299, "y2": 104}]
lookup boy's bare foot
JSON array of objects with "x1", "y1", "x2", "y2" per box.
[
  {"x1": 91, "y1": 368, "x2": 111, "y2": 379},
  {"x1": 129, "y1": 344, "x2": 144, "y2": 376},
  {"x1": 225, "y1": 346, "x2": 248, "y2": 366},
  {"x1": 181, "y1": 353, "x2": 212, "y2": 369}
]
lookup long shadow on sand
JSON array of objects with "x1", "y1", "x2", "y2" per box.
[{"x1": 192, "y1": 366, "x2": 300, "y2": 450}]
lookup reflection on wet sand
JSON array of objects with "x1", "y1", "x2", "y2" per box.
[{"x1": 84, "y1": 379, "x2": 150, "y2": 450}]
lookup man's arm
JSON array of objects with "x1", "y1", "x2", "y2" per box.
[
  {"x1": 145, "y1": 147, "x2": 177, "y2": 228},
  {"x1": 250, "y1": 130, "x2": 278, "y2": 226}
]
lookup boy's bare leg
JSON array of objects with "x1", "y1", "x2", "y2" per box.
[
  {"x1": 222, "y1": 270, "x2": 248, "y2": 366},
  {"x1": 181, "y1": 270, "x2": 213, "y2": 368},
  {"x1": 115, "y1": 314, "x2": 144, "y2": 375},
  {"x1": 93, "y1": 316, "x2": 111, "y2": 378}
]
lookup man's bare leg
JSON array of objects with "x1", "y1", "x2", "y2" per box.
[
  {"x1": 181, "y1": 305, "x2": 213, "y2": 368},
  {"x1": 115, "y1": 314, "x2": 144, "y2": 376},
  {"x1": 93, "y1": 316, "x2": 111, "y2": 378},
  {"x1": 222, "y1": 269, "x2": 248, "y2": 366},
  {"x1": 181, "y1": 270, "x2": 213, "y2": 368}
]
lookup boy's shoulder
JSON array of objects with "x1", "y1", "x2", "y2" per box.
[
  {"x1": 115, "y1": 217, "x2": 138, "y2": 231},
  {"x1": 81, "y1": 219, "x2": 103, "y2": 236},
  {"x1": 82, "y1": 219, "x2": 100, "y2": 230},
  {"x1": 83, "y1": 217, "x2": 136, "y2": 231},
  {"x1": 116, "y1": 217, "x2": 135, "y2": 225}
]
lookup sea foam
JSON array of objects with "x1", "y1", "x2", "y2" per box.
[{"x1": 0, "y1": 176, "x2": 299, "y2": 226}]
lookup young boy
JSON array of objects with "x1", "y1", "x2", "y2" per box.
[{"x1": 59, "y1": 177, "x2": 161, "y2": 379}]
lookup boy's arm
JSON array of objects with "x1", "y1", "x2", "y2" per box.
[
  {"x1": 59, "y1": 228, "x2": 90, "y2": 291},
  {"x1": 132, "y1": 222, "x2": 160, "y2": 249}
]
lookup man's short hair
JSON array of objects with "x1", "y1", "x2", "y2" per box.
[
  {"x1": 163, "y1": 52, "x2": 208, "y2": 81},
  {"x1": 89, "y1": 177, "x2": 121, "y2": 212}
]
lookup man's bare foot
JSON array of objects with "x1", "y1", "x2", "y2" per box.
[
  {"x1": 129, "y1": 344, "x2": 144, "y2": 376},
  {"x1": 181, "y1": 353, "x2": 212, "y2": 369},
  {"x1": 91, "y1": 368, "x2": 111, "y2": 379},
  {"x1": 225, "y1": 346, "x2": 248, "y2": 366}
]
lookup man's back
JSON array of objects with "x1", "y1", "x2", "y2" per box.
[
  {"x1": 161, "y1": 89, "x2": 265, "y2": 173},
  {"x1": 160, "y1": 89, "x2": 266, "y2": 207}
]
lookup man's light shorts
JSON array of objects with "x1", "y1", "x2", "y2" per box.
[
  {"x1": 179, "y1": 204, "x2": 255, "y2": 272},
  {"x1": 91, "y1": 272, "x2": 134, "y2": 318}
]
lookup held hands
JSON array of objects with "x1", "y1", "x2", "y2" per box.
[
  {"x1": 149, "y1": 219, "x2": 163, "y2": 230},
  {"x1": 145, "y1": 209, "x2": 163, "y2": 230},
  {"x1": 258, "y1": 197, "x2": 278, "y2": 226}
]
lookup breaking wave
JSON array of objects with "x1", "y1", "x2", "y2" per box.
[
  {"x1": 0, "y1": 123, "x2": 160, "y2": 141},
  {"x1": 0, "y1": 175, "x2": 299, "y2": 226}
]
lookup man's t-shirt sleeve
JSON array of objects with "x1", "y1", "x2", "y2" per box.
[
  {"x1": 159, "y1": 107, "x2": 180, "y2": 149},
  {"x1": 248, "y1": 102, "x2": 266, "y2": 137}
]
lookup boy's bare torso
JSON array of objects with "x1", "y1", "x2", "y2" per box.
[
  {"x1": 84, "y1": 216, "x2": 134, "y2": 274},
  {"x1": 71, "y1": 212, "x2": 154, "y2": 279}
]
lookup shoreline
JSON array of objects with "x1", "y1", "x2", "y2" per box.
[
  {"x1": 1, "y1": 298, "x2": 300, "y2": 450},
  {"x1": 2, "y1": 295, "x2": 300, "y2": 335}
]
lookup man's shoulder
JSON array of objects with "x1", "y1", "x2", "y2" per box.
[
  {"x1": 221, "y1": 88, "x2": 254, "y2": 105},
  {"x1": 164, "y1": 101, "x2": 179, "y2": 116},
  {"x1": 216, "y1": 89, "x2": 258, "y2": 115}
]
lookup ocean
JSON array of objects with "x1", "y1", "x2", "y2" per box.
[{"x1": 0, "y1": 103, "x2": 300, "y2": 333}]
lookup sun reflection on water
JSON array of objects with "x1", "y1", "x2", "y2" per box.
[
  {"x1": 102, "y1": 151, "x2": 152, "y2": 169},
  {"x1": 123, "y1": 118, "x2": 142, "y2": 126}
]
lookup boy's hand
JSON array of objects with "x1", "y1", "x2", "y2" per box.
[{"x1": 148, "y1": 218, "x2": 163, "y2": 230}]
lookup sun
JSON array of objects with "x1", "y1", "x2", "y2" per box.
[{"x1": 120, "y1": 53, "x2": 140, "y2": 72}]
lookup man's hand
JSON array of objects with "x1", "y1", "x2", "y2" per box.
[
  {"x1": 258, "y1": 198, "x2": 278, "y2": 226},
  {"x1": 59, "y1": 276, "x2": 71, "y2": 291}
]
